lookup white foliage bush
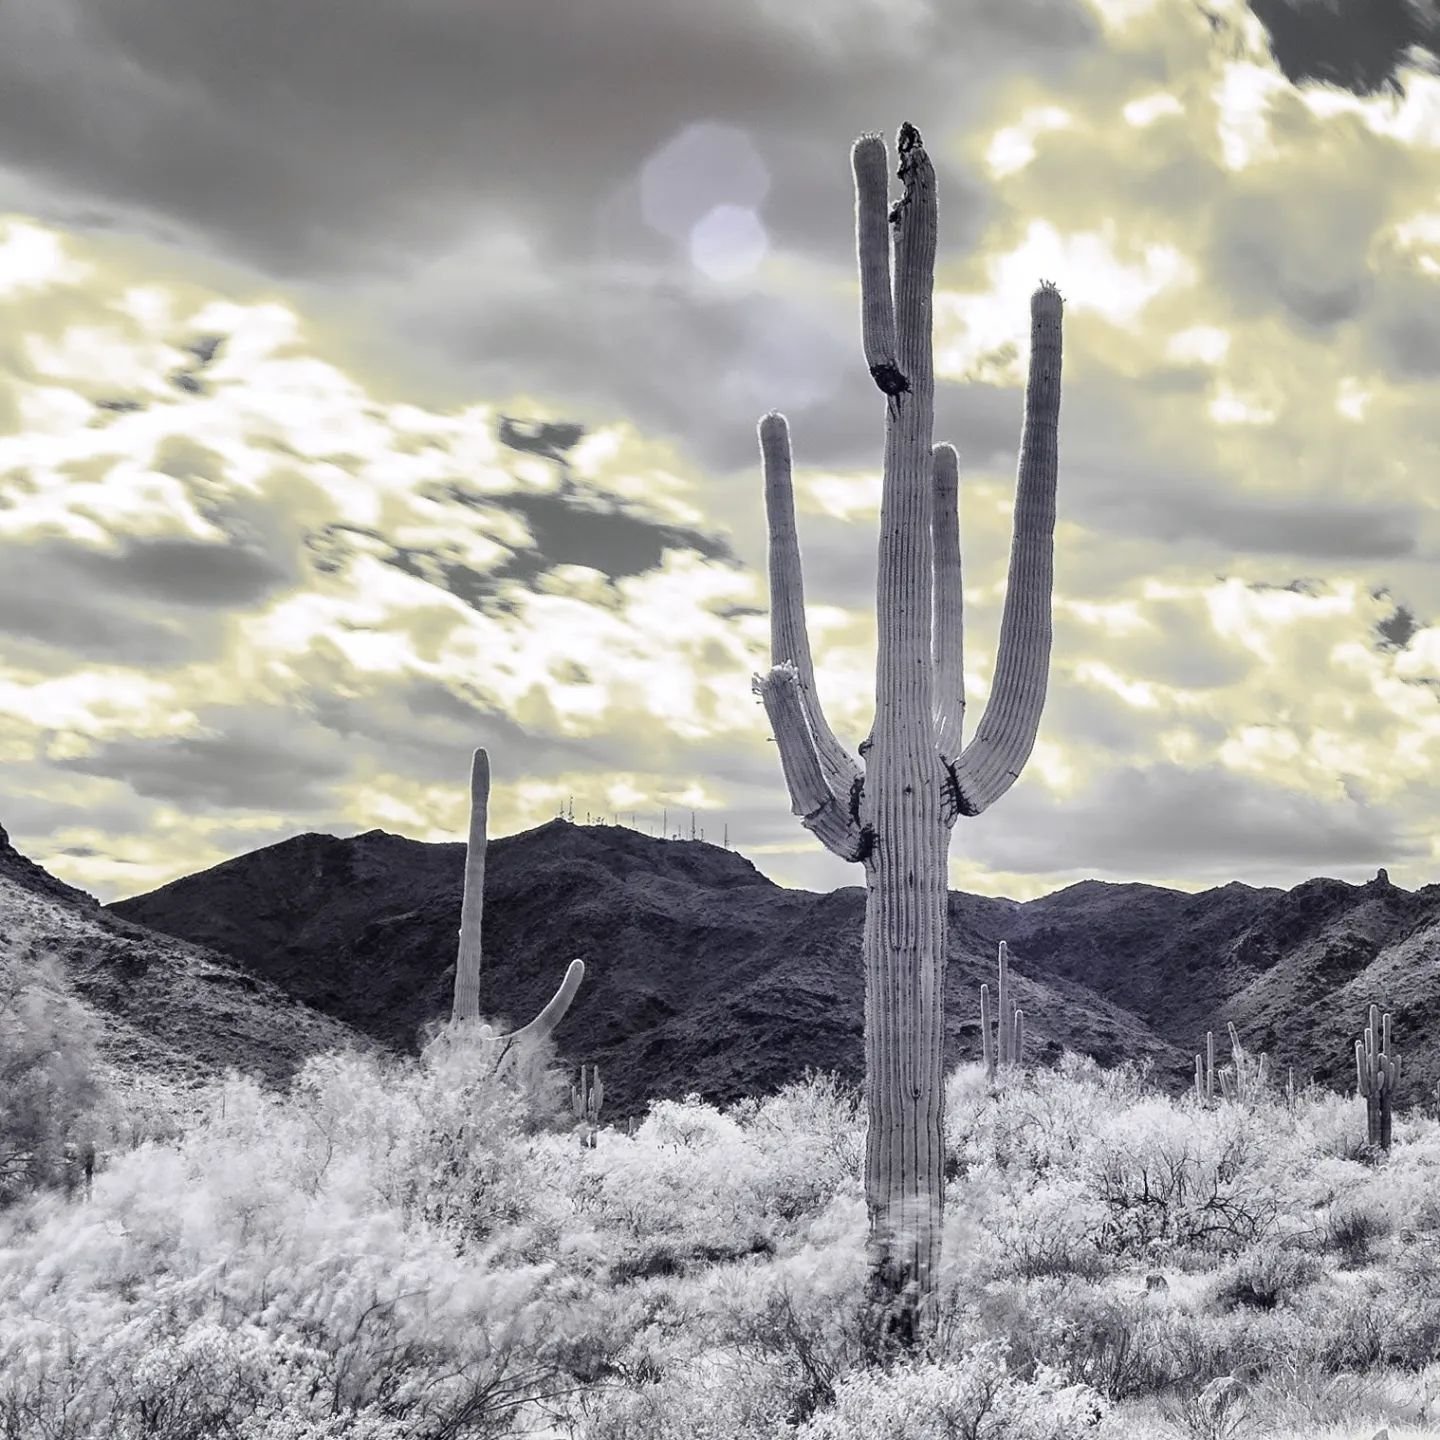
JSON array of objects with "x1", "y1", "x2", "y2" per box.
[{"x1": 794, "y1": 1338, "x2": 1108, "y2": 1440}]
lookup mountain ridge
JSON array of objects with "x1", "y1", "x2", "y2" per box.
[{"x1": 100, "y1": 819, "x2": 1440, "y2": 1119}]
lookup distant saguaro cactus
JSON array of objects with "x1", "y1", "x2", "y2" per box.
[
  {"x1": 752, "y1": 122, "x2": 1062, "y2": 1345},
  {"x1": 980, "y1": 941, "x2": 1024, "y2": 1084},
  {"x1": 451, "y1": 748, "x2": 584, "y2": 1053},
  {"x1": 1194, "y1": 1029, "x2": 1217, "y2": 1106},
  {"x1": 1213, "y1": 1022, "x2": 1269, "y2": 1105},
  {"x1": 572, "y1": 1063, "x2": 604, "y2": 1148},
  {"x1": 1356, "y1": 1004, "x2": 1400, "y2": 1151}
]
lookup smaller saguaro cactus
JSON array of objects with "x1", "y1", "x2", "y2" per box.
[
  {"x1": 1194, "y1": 1029, "x2": 1218, "y2": 1106},
  {"x1": 452, "y1": 748, "x2": 585, "y2": 1072},
  {"x1": 1195, "y1": 1025, "x2": 1269, "y2": 1105},
  {"x1": 572, "y1": 1063, "x2": 604, "y2": 1148},
  {"x1": 1217, "y1": 1022, "x2": 1269, "y2": 1104},
  {"x1": 1355, "y1": 1004, "x2": 1401, "y2": 1151},
  {"x1": 980, "y1": 941, "x2": 1025, "y2": 1084}
]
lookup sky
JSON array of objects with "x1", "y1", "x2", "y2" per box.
[{"x1": 2, "y1": 0, "x2": 1440, "y2": 904}]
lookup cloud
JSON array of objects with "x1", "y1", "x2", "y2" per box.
[
  {"x1": 1246, "y1": 0, "x2": 1440, "y2": 98},
  {"x1": 8, "y1": 0, "x2": 1440, "y2": 909},
  {"x1": 54, "y1": 706, "x2": 352, "y2": 811},
  {"x1": 977, "y1": 760, "x2": 1423, "y2": 880}
]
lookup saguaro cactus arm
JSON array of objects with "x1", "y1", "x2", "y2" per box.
[
  {"x1": 753, "y1": 664, "x2": 870, "y2": 860},
  {"x1": 854, "y1": 132, "x2": 901, "y2": 393},
  {"x1": 946, "y1": 282, "x2": 1063, "y2": 820},
  {"x1": 932, "y1": 443, "x2": 965, "y2": 759},
  {"x1": 758, "y1": 410, "x2": 866, "y2": 810},
  {"x1": 452, "y1": 745, "x2": 585, "y2": 1040}
]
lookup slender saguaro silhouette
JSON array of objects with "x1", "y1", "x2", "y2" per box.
[
  {"x1": 451, "y1": 748, "x2": 584, "y2": 1048},
  {"x1": 752, "y1": 123, "x2": 1062, "y2": 1343}
]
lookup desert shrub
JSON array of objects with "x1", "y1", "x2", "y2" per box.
[
  {"x1": 0, "y1": 946, "x2": 113, "y2": 1205},
  {"x1": 946, "y1": 1052, "x2": 1123, "y2": 1186},
  {"x1": 1085, "y1": 1101, "x2": 1278, "y2": 1259},
  {"x1": 0, "y1": 1034, "x2": 593, "y2": 1438},
  {"x1": 1286, "y1": 1278, "x2": 1440, "y2": 1374},
  {"x1": 1206, "y1": 1240, "x2": 1321, "y2": 1313},
  {"x1": 587, "y1": 1097, "x2": 780, "y2": 1276},
  {"x1": 988, "y1": 1174, "x2": 1109, "y2": 1281},
  {"x1": 580, "y1": 1349, "x2": 793, "y2": 1440},
  {"x1": 1325, "y1": 1199, "x2": 1390, "y2": 1266},
  {"x1": 950, "y1": 1276, "x2": 1212, "y2": 1402},
  {"x1": 730, "y1": 1071, "x2": 864, "y2": 1222},
  {"x1": 698, "y1": 1191, "x2": 872, "y2": 1423},
  {"x1": 792, "y1": 1337, "x2": 1110, "y2": 1440}
]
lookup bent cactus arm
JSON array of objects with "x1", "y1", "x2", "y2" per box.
[
  {"x1": 753, "y1": 662, "x2": 869, "y2": 860},
  {"x1": 452, "y1": 745, "x2": 584, "y2": 1039},
  {"x1": 947, "y1": 283, "x2": 1063, "y2": 819},
  {"x1": 759, "y1": 411, "x2": 866, "y2": 809}
]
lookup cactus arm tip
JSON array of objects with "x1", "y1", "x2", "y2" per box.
[{"x1": 501, "y1": 957, "x2": 585, "y2": 1044}]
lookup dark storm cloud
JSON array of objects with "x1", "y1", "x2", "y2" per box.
[
  {"x1": 978, "y1": 762, "x2": 1423, "y2": 878},
  {"x1": 0, "y1": 439, "x2": 306, "y2": 648},
  {"x1": 494, "y1": 488, "x2": 735, "y2": 584},
  {"x1": 1058, "y1": 393, "x2": 1421, "y2": 560},
  {"x1": 0, "y1": 0, "x2": 1094, "y2": 478},
  {"x1": 311, "y1": 478, "x2": 737, "y2": 612},
  {"x1": 55, "y1": 708, "x2": 351, "y2": 811},
  {"x1": 306, "y1": 680, "x2": 603, "y2": 785},
  {"x1": 1206, "y1": 182, "x2": 1381, "y2": 333},
  {"x1": 1245, "y1": 0, "x2": 1440, "y2": 98},
  {"x1": 0, "y1": 780, "x2": 151, "y2": 844},
  {"x1": 0, "y1": 0, "x2": 1094, "y2": 278},
  {"x1": 61, "y1": 535, "x2": 293, "y2": 608},
  {"x1": 1375, "y1": 601, "x2": 1420, "y2": 652},
  {"x1": 0, "y1": 543, "x2": 212, "y2": 664}
]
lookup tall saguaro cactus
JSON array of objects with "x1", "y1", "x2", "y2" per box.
[
  {"x1": 752, "y1": 123, "x2": 1062, "y2": 1343},
  {"x1": 1355, "y1": 1004, "x2": 1400, "y2": 1151},
  {"x1": 980, "y1": 940, "x2": 1025, "y2": 1083},
  {"x1": 451, "y1": 747, "x2": 585, "y2": 1052}
]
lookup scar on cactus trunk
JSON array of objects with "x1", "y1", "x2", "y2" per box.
[
  {"x1": 752, "y1": 124, "x2": 1062, "y2": 1347},
  {"x1": 451, "y1": 747, "x2": 584, "y2": 1065}
]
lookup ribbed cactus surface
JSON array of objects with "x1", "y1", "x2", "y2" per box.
[{"x1": 752, "y1": 123, "x2": 1062, "y2": 1345}]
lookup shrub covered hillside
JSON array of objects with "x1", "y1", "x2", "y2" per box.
[{"x1": 5, "y1": 1020, "x2": 1440, "y2": 1440}]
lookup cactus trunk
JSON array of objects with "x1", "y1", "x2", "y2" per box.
[
  {"x1": 449, "y1": 746, "x2": 585, "y2": 1048},
  {"x1": 752, "y1": 123, "x2": 1062, "y2": 1346},
  {"x1": 452, "y1": 748, "x2": 491, "y2": 1022}
]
